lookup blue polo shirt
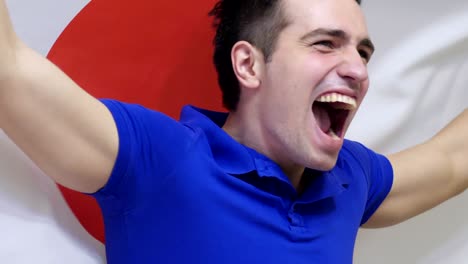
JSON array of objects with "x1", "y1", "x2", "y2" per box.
[{"x1": 93, "y1": 99, "x2": 393, "y2": 264}]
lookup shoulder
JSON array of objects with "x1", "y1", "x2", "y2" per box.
[
  {"x1": 339, "y1": 140, "x2": 373, "y2": 172},
  {"x1": 100, "y1": 99, "x2": 195, "y2": 139},
  {"x1": 339, "y1": 139, "x2": 393, "y2": 182}
]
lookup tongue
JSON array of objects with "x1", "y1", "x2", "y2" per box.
[{"x1": 312, "y1": 104, "x2": 331, "y2": 133}]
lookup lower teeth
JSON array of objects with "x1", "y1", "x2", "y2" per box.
[{"x1": 327, "y1": 129, "x2": 339, "y2": 139}]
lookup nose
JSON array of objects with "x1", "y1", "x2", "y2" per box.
[{"x1": 336, "y1": 48, "x2": 369, "y2": 85}]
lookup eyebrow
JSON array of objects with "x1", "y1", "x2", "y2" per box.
[{"x1": 300, "y1": 28, "x2": 375, "y2": 54}]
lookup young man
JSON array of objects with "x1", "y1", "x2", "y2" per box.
[{"x1": 0, "y1": 0, "x2": 466, "y2": 263}]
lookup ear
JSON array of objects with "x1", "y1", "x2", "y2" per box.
[{"x1": 231, "y1": 41, "x2": 264, "y2": 90}]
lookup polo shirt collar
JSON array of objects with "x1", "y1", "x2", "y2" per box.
[
  {"x1": 180, "y1": 105, "x2": 255, "y2": 175},
  {"x1": 299, "y1": 169, "x2": 351, "y2": 204},
  {"x1": 180, "y1": 105, "x2": 352, "y2": 202}
]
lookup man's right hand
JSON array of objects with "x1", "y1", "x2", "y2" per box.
[{"x1": 0, "y1": 0, "x2": 119, "y2": 193}]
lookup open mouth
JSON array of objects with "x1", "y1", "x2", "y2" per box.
[{"x1": 312, "y1": 93, "x2": 356, "y2": 139}]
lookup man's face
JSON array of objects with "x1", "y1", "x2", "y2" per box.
[{"x1": 256, "y1": 0, "x2": 373, "y2": 171}]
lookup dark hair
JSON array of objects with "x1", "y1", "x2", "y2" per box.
[{"x1": 209, "y1": 0, "x2": 362, "y2": 111}]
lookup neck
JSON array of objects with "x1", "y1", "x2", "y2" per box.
[{"x1": 223, "y1": 110, "x2": 305, "y2": 191}]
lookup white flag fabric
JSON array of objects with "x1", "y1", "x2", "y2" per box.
[
  {"x1": 352, "y1": 1, "x2": 468, "y2": 263},
  {"x1": 0, "y1": 0, "x2": 466, "y2": 263}
]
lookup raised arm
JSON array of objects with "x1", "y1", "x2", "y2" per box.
[
  {"x1": 364, "y1": 109, "x2": 468, "y2": 228},
  {"x1": 0, "y1": 1, "x2": 118, "y2": 193}
]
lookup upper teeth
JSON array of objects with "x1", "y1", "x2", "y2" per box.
[{"x1": 316, "y1": 93, "x2": 357, "y2": 110}]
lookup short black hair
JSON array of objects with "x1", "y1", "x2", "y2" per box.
[{"x1": 209, "y1": 0, "x2": 362, "y2": 111}]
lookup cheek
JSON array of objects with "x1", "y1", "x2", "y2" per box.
[
  {"x1": 263, "y1": 72, "x2": 315, "y2": 125},
  {"x1": 358, "y1": 80, "x2": 370, "y2": 104},
  {"x1": 303, "y1": 56, "x2": 335, "y2": 80}
]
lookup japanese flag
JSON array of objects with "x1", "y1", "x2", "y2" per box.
[{"x1": 0, "y1": 0, "x2": 467, "y2": 264}]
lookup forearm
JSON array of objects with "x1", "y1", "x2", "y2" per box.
[
  {"x1": 365, "y1": 109, "x2": 468, "y2": 228},
  {"x1": 431, "y1": 108, "x2": 468, "y2": 193},
  {"x1": 0, "y1": 0, "x2": 19, "y2": 80}
]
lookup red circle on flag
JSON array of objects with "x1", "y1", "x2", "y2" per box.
[{"x1": 48, "y1": 0, "x2": 221, "y2": 242}]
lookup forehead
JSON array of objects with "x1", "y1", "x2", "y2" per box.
[{"x1": 281, "y1": 0, "x2": 369, "y2": 39}]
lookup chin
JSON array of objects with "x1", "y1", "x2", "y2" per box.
[{"x1": 307, "y1": 152, "x2": 339, "y2": 172}]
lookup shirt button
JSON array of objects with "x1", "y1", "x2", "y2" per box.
[{"x1": 288, "y1": 212, "x2": 303, "y2": 226}]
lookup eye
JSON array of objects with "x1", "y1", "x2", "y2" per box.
[
  {"x1": 358, "y1": 49, "x2": 371, "y2": 63},
  {"x1": 314, "y1": 40, "x2": 335, "y2": 49}
]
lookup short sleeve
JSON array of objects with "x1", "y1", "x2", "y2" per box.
[
  {"x1": 91, "y1": 99, "x2": 194, "y2": 215},
  {"x1": 343, "y1": 141, "x2": 394, "y2": 225}
]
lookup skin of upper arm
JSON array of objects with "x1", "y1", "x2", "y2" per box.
[
  {"x1": 0, "y1": 42, "x2": 119, "y2": 193},
  {"x1": 363, "y1": 110, "x2": 468, "y2": 228}
]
